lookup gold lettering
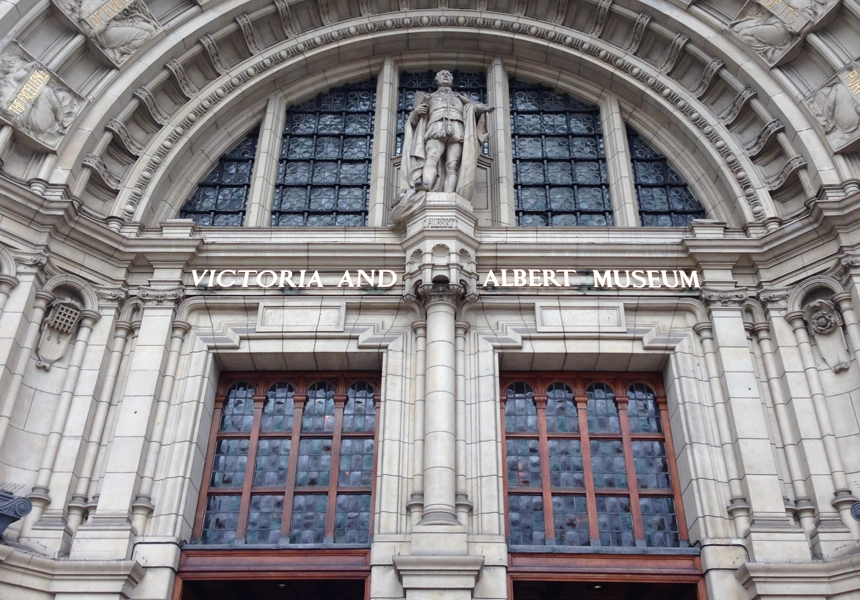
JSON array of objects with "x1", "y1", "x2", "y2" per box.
[
  {"x1": 88, "y1": 11, "x2": 103, "y2": 26},
  {"x1": 843, "y1": 70, "x2": 858, "y2": 82},
  {"x1": 7, "y1": 99, "x2": 26, "y2": 115},
  {"x1": 101, "y1": 3, "x2": 115, "y2": 17},
  {"x1": 109, "y1": 0, "x2": 125, "y2": 10},
  {"x1": 5, "y1": 69, "x2": 50, "y2": 114}
]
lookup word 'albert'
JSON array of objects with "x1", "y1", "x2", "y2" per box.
[{"x1": 482, "y1": 269, "x2": 701, "y2": 289}]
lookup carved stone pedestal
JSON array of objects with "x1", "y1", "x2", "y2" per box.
[{"x1": 393, "y1": 555, "x2": 485, "y2": 600}]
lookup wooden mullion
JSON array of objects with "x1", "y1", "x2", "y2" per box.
[
  {"x1": 280, "y1": 394, "x2": 306, "y2": 538},
  {"x1": 616, "y1": 394, "x2": 645, "y2": 544},
  {"x1": 659, "y1": 396, "x2": 689, "y2": 542},
  {"x1": 235, "y1": 395, "x2": 265, "y2": 540},
  {"x1": 500, "y1": 393, "x2": 511, "y2": 539},
  {"x1": 193, "y1": 405, "x2": 223, "y2": 539},
  {"x1": 534, "y1": 393, "x2": 554, "y2": 543},
  {"x1": 368, "y1": 393, "x2": 381, "y2": 539},
  {"x1": 325, "y1": 394, "x2": 346, "y2": 541},
  {"x1": 577, "y1": 397, "x2": 600, "y2": 545}
]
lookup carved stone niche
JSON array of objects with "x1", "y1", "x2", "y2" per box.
[
  {"x1": 36, "y1": 297, "x2": 84, "y2": 370},
  {"x1": 729, "y1": 0, "x2": 840, "y2": 67},
  {"x1": 52, "y1": 0, "x2": 161, "y2": 67},
  {"x1": 0, "y1": 42, "x2": 85, "y2": 151},
  {"x1": 804, "y1": 62, "x2": 860, "y2": 153},
  {"x1": 804, "y1": 298, "x2": 851, "y2": 373}
]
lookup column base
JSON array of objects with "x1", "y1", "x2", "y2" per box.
[
  {"x1": 745, "y1": 516, "x2": 812, "y2": 562},
  {"x1": 810, "y1": 514, "x2": 860, "y2": 560},
  {"x1": 70, "y1": 514, "x2": 137, "y2": 560},
  {"x1": 393, "y1": 554, "x2": 484, "y2": 600},
  {"x1": 19, "y1": 511, "x2": 72, "y2": 558}
]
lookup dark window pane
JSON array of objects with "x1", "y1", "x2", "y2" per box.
[
  {"x1": 220, "y1": 382, "x2": 255, "y2": 432},
  {"x1": 595, "y1": 495, "x2": 634, "y2": 547},
  {"x1": 344, "y1": 381, "x2": 376, "y2": 433},
  {"x1": 289, "y1": 494, "x2": 328, "y2": 544},
  {"x1": 507, "y1": 439, "x2": 542, "y2": 488},
  {"x1": 586, "y1": 383, "x2": 620, "y2": 433},
  {"x1": 296, "y1": 438, "x2": 332, "y2": 487},
  {"x1": 640, "y1": 496, "x2": 681, "y2": 547},
  {"x1": 590, "y1": 439, "x2": 628, "y2": 489},
  {"x1": 180, "y1": 129, "x2": 258, "y2": 226},
  {"x1": 253, "y1": 438, "x2": 291, "y2": 487},
  {"x1": 548, "y1": 439, "x2": 584, "y2": 489},
  {"x1": 628, "y1": 384, "x2": 662, "y2": 434},
  {"x1": 546, "y1": 383, "x2": 577, "y2": 433},
  {"x1": 245, "y1": 494, "x2": 284, "y2": 544},
  {"x1": 632, "y1": 440, "x2": 672, "y2": 490},
  {"x1": 273, "y1": 80, "x2": 375, "y2": 227},
  {"x1": 201, "y1": 495, "x2": 241, "y2": 544},
  {"x1": 263, "y1": 382, "x2": 295, "y2": 432},
  {"x1": 303, "y1": 382, "x2": 336, "y2": 432},
  {"x1": 334, "y1": 494, "x2": 371, "y2": 544},
  {"x1": 504, "y1": 382, "x2": 537, "y2": 433},
  {"x1": 510, "y1": 79, "x2": 611, "y2": 227},
  {"x1": 628, "y1": 126, "x2": 706, "y2": 226},
  {"x1": 339, "y1": 438, "x2": 374, "y2": 487},
  {"x1": 508, "y1": 494, "x2": 545, "y2": 545},
  {"x1": 552, "y1": 495, "x2": 590, "y2": 546},
  {"x1": 210, "y1": 438, "x2": 249, "y2": 488}
]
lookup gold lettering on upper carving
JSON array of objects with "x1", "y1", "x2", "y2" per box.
[
  {"x1": 87, "y1": 0, "x2": 128, "y2": 29},
  {"x1": 761, "y1": 0, "x2": 807, "y2": 32},
  {"x1": 6, "y1": 69, "x2": 50, "y2": 115},
  {"x1": 843, "y1": 69, "x2": 860, "y2": 96}
]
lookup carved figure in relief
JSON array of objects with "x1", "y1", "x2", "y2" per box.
[
  {"x1": 730, "y1": 5, "x2": 794, "y2": 62},
  {"x1": 808, "y1": 80, "x2": 860, "y2": 144},
  {"x1": 56, "y1": 0, "x2": 158, "y2": 65},
  {"x1": 393, "y1": 70, "x2": 492, "y2": 222},
  {"x1": 0, "y1": 53, "x2": 76, "y2": 142}
]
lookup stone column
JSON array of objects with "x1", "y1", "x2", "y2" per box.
[
  {"x1": 245, "y1": 95, "x2": 287, "y2": 226},
  {"x1": 368, "y1": 57, "x2": 398, "y2": 227},
  {"x1": 599, "y1": 95, "x2": 639, "y2": 226},
  {"x1": 71, "y1": 286, "x2": 183, "y2": 560},
  {"x1": 486, "y1": 58, "x2": 515, "y2": 225},
  {"x1": 418, "y1": 282, "x2": 462, "y2": 526},
  {"x1": 0, "y1": 289, "x2": 53, "y2": 453},
  {"x1": 833, "y1": 291, "x2": 860, "y2": 368},
  {"x1": 786, "y1": 310, "x2": 860, "y2": 537},
  {"x1": 67, "y1": 320, "x2": 133, "y2": 536},
  {"x1": 454, "y1": 321, "x2": 471, "y2": 527},
  {"x1": 407, "y1": 320, "x2": 427, "y2": 525},
  {"x1": 701, "y1": 288, "x2": 810, "y2": 562},
  {"x1": 0, "y1": 273, "x2": 19, "y2": 316},
  {"x1": 21, "y1": 308, "x2": 101, "y2": 535}
]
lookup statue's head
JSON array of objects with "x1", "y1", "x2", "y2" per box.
[{"x1": 435, "y1": 70, "x2": 454, "y2": 87}]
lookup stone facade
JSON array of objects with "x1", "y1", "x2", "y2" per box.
[{"x1": 0, "y1": 0, "x2": 858, "y2": 599}]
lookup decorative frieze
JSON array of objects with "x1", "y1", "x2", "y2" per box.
[
  {"x1": 0, "y1": 43, "x2": 84, "y2": 150},
  {"x1": 52, "y1": 0, "x2": 161, "y2": 66},
  {"x1": 805, "y1": 63, "x2": 860, "y2": 153}
]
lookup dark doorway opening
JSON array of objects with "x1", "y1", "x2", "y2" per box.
[
  {"x1": 180, "y1": 578, "x2": 366, "y2": 600},
  {"x1": 513, "y1": 580, "x2": 700, "y2": 600}
]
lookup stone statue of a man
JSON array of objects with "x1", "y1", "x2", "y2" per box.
[{"x1": 393, "y1": 70, "x2": 492, "y2": 222}]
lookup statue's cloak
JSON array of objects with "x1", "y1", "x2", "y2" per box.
[{"x1": 399, "y1": 91, "x2": 489, "y2": 201}]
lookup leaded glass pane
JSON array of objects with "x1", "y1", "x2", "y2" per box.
[
  {"x1": 253, "y1": 438, "x2": 291, "y2": 487},
  {"x1": 548, "y1": 439, "x2": 584, "y2": 488},
  {"x1": 245, "y1": 495, "x2": 283, "y2": 544},
  {"x1": 546, "y1": 383, "x2": 577, "y2": 433},
  {"x1": 296, "y1": 438, "x2": 332, "y2": 487},
  {"x1": 627, "y1": 126, "x2": 706, "y2": 227},
  {"x1": 505, "y1": 382, "x2": 537, "y2": 433},
  {"x1": 339, "y1": 438, "x2": 374, "y2": 487},
  {"x1": 396, "y1": 70, "x2": 488, "y2": 155},
  {"x1": 632, "y1": 441, "x2": 671, "y2": 490},
  {"x1": 335, "y1": 494, "x2": 371, "y2": 544},
  {"x1": 273, "y1": 80, "x2": 375, "y2": 227},
  {"x1": 590, "y1": 439, "x2": 628, "y2": 489},
  {"x1": 628, "y1": 384, "x2": 662, "y2": 434},
  {"x1": 552, "y1": 495, "x2": 590, "y2": 546},
  {"x1": 201, "y1": 495, "x2": 241, "y2": 544},
  {"x1": 508, "y1": 494, "x2": 545, "y2": 545},
  {"x1": 210, "y1": 438, "x2": 249, "y2": 488},
  {"x1": 302, "y1": 382, "x2": 336, "y2": 432},
  {"x1": 289, "y1": 494, "x2": 327, "y2": 543},
  {"x1": 506, "y1": 439, "x2": 542, "y2": 488},
  {"x1": 595, "y1": 496, "x2": 635, "y2": 547},
  {"x1": 263, "y1": 382, "x2": 295, "y2": 432},
  {"x1": 510, "y1": 79, "x2": 611, "y2": 227},
  {"x1": 180, "y1": 129, "x2": 258, "y2": 226},
  {"x1": 586, "y1": 383, "x2": 620, "y2": 433},
  {"x1": 344, "y1": 381, "x2": 376, "y2": 433},
  {"x1": 640, "y1": 497, "x2": 681, "y2": 547},
  {"x1": 219, "y1": 382, "x2": 255, "y2": 432}
]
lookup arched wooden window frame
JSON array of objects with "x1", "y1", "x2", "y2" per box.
[{"x1": 499, "y1": 372, "x2": 687, "y2": 549}]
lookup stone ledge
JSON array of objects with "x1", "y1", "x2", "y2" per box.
[{"x1": 393, "y1": 554, "x2": 485, "y2": 590}]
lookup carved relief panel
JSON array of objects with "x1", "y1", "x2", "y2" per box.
[
  {"x1": 804, "y1": 62, "x2": 860, "y2": 153},
  {"x1": 729, "y1": 0, "x2": 840, "y2": 67},
  {"x1": 0, "y1": 43, "x2": 85, "y2": 150},
  {"x1": 52, "y1": 0, "x2": 161, "y2": 67},
  {"x1": 36, "y1": 298, "x2": 83, "y2": 370}
]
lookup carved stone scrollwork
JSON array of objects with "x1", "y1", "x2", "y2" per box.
[
  {"x1": 36, "y1": 297, "x2": 84, "y2": 370},
  {"x1": 805, "y1": 63, "x2": 860, "y2": 153},
  {"x1": 660, "y1": 33, "x2": 688, "y2": 74},
  {"x1": 759, "y1": 289, "x2": 791, "y2": 310},
  {"x1": 236, "y1": 14, "x2": 262, "y2": 54},
  {"x1": 766, "y1": 155, "x2": 807, "y2": 191},
  {"x1": 138, "y1": 286, "x2": 184, "y2": 306},
  {"x1": 105, "y1": 118, "x2": 142, "y2": 156},
  {"x1": 0, "y1": 42, "x2": 83, "y2": 150},
  {"x1": 720, "y1": 86, "x2": 756, "y2": 126},
  {"x1": 851, "y1": 501, "x2": 860, "y2": 522},
  {"x1": 166, "y1": 59, "x2": 198, "y2": 98},
  {"x1": 200, "y1": 35, "x2": 229, "y2": 75},
  {"x1": 590, "y1": 0, "x2": 612, "y2": 36},
  {"x1": 52, "y1": 0, "x2": 161, "y2": 66},
  {"x1": 803, "y1": 298, "x2": 851, "y2": 373},
  {"x1": 133, "y1": 86, "x2": 170, "y2": 125},
  {"x1": 702, "y1": 287, "x2": 749, "y2": 308},
  {"x1": 745, "y1": 118, "x2": 784, "y2": 157},
  {"x1": 691, "y1": 58, "x2": 724, "y2": 98},
  {"x1": 0, "y1": 485, "x2": 32, "y2": 537},
  {"x1": 273, "y1": 0, "x2": 296, "y2": 37},
  {"x1": 82, "y1": 154, "x2": 122, "y2": 190},
  {"x1": 625, "y1": 14, "x2": 651, "y2": 53}
]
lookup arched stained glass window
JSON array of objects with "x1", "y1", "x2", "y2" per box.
[
  {"x1": 396, "y1": 70, "x2": 488, "y2": 156},
  {"x1": 509, "y1": 79, "x2": 611, "y2": 227},
  {"x1": 179, "y1": 129, "x2": 259, "y2": 226},
  {"x1": 273, "y1": 80, "x2": 376, "y2": 227},
  {"x1": 627, "y1": 127, "x2": 706, "y2": 226}
]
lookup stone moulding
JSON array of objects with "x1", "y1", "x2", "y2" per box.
[
  {"x1": 51, "y1": 0, "x2": 162, "y2": 67},
  {"x1": 805, "y1": 62, "x2": 860, "y2": 153},
  {"x1": 0, "y1": 42, "x2": 85, "y2": 151},
  {"x1": 114, "y1": 12, "x2": 771, "y2": 225}
]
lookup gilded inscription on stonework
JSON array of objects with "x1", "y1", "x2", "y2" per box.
[
  {"x1": 86, "y1": 0, "x2": 131, "y2": 28},
  {"x1": 760, "y1": 0, "x2": 810, "y2": 32},
  {"x1": 7, "y1": 69, "x2": 50, "y2": 116},
  {"x1": 805, "y1": 62, "x2": 860, "y2": 152}
]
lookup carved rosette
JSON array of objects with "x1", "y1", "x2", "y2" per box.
[
  {"x1": 52, "y1": 0, "x2": 161, "y2": 66},
  {"x1": 803, "y1": 299, "x2": 851, "y2": 373},
  {"x1": 0, "y1": 43, "x2": 84, "y2": 150}
]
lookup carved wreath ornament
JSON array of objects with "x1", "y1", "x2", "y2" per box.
[{"x1": 808, "y1": 305, "x2": 842, "y2": 335}]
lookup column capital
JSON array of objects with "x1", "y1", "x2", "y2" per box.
[
  {"x1": 0, "y1": 273, "x2": 19, "y2": 290},
  {"x1": 137, "y1": 286, "x2": 184, "y2": 307},
  {"x1": 692, "y1": 321, "x2": 714, "y2": 338},
  {"x1": 79, "y1": 309, "x2": 102, "y2": 328},
  {"x1": 785, "y1": 310, "x2": 807, "y2": 329},
  {"x1": 95, "y1": 286, "x2": 127, "y2": 309},
  {"x1": 411, "y1": 320, "x2": 428, "y2": 334},
  {"x1": 701, "y1": 287, "x2": 748, "y2": 308},
  {"x1": 454, "y1": 321, "x2": 470, "y2": 335},
  {"x1": 34, "y1": 289, "x2": 55, "y2": 305},
  {"x1": 171, "y1": 320, "x2": 192, "y2": 337},
  {"x1": 412, "y1": 282, "x2": 473, "y2": 308},
  {"x1": 751, "y1": 322, "x2": 772, "y2": 340},
  {"x1": 832, "y1": 291, "x2": 854, "y2": 308}
]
